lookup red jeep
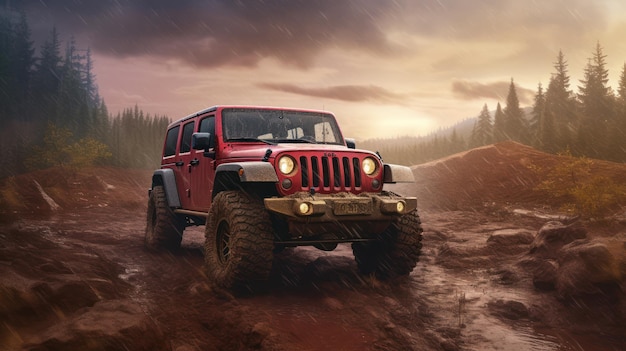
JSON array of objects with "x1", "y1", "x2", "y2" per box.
[{"x1": 145, "y1": 106, "x2": 422, "y2": 289}]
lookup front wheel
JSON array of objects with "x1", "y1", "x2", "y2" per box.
[
  {"x1": 352, "y1": 210, "x2": 423, "y2": 278},
  {"x1": 204, "y1": 191, "x2": 275, "y2": 290},
  {"x1": 145, "y1": 185, "x2": 185, "y2": 251}
]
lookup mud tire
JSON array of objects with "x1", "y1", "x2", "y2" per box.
[
  {"x1": 204, "y1": 191, "x2": 274, "y2": 290},
  {"x1": 352, "y1": 210, "x2": 423, "y2": 278},
  {"x1": 145, "y1": 185, "x2": 184, "y2": 251}
]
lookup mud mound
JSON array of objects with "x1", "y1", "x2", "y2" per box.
[
  {"x1": 0, "y1": 167, "x2": 152, "y2": 223},
  {"x1": 391, "y1": 141, "x2": 626, "y2": 211}
]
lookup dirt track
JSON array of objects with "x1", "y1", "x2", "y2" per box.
[{"x1": 1, "y1": 142, "x2": 626, "y2": 350}]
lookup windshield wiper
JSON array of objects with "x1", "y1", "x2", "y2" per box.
[
  {"x1": 227, "y1": 137, "x2": 276, "y2": 145},
  {"x1": 273, "y1": 138, "x2": 317, "y2": 144}
]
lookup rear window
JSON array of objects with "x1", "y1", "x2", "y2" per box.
[{"x1": 164, "y1": 126, "x2": 180, "y2": 157}]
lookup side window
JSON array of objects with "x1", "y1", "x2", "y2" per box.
[
  {"x1": 180, "y1": 121, "x2": 195, "y2": 154},
  {"x1": 199, "y1": 116, "x2": 216, "y2": 148},
  {"x1": 164, "y1": 126, "x2": 180, "y2": 157}
]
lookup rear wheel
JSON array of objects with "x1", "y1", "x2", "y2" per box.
[
  {"x1": 145, "y1": 185, "x2": 184, "y2": 251},
  {"x1": 352, "y1": 210, "x2": 423, "y2": 278},
  {"x1": 204, "y1": 191, "x2": 274, "y2": 290}
]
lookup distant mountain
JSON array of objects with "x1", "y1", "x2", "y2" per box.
[{"x1": 359, "y1": 107, "x2": 532, "y2": 146}]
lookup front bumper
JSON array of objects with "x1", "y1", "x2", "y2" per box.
[{"x1": 264, "y1": 192, "x2": 417, "y2": 222}]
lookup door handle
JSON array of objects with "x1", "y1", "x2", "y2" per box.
[
  {"x1": 190, "y1": 158, "x2": 200, "y2": 166},
  {"x1": 175, "y1": 161, "x2": 184, "y2": 167}
]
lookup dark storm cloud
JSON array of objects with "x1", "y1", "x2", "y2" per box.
[
  {"x1": 13, "y1": 0, "x2": 609, "y2": 69},
  {"x1": 14, "y1": 0, "x2": 398, "y2": 68},
  {"x1": 452, "y1": 80, "x2": 535, "y2": 105},
  {"x1": 258, "y1": 83, "x2": 406, "y2": 104}
]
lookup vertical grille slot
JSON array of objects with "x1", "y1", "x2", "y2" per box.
[
  {"x1": 311, "y1": 156, "x2": 320, "y2": 187},
  {"x1": 342, "y1": 157, "x2": 351, "y2": 187},
  {"x1": 321, "y1": 156, "x2": 330, "y2": 187},
  {"x1": 352, "y1": 157, "x2": 361, "y2": 187},
  {"x1": 332, "y1": 157, "x2": 341, "y2": 187},
  {"x1": 300, "y1": 156, "x2": 309, "y2": 187}
]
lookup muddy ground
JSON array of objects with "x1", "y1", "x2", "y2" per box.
[{"x1": 1, "y1": 142, "x2": 625, "y2": 350}]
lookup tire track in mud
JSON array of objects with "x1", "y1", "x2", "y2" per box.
[{"x1": 6, "y1": 207, "x2": 622, "y2": 350}]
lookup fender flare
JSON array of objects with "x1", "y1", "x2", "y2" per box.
[
  {"x1": 151, "y1": 169, "x2": 181, "y2": 208},
  {"x1": 215, "y1": 162, "x2": 279, "y2": 183},
  {"x1": 383, "y1": 163, "x2": 415, "y2": 183}
]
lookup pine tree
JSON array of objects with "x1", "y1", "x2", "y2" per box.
[
  {"x1": 611, "y1": 63, "x2": 626, "y2": 161},
  {"x1": 32, "y1": 26, "x2": 63, "y2": 125},
  {"x1": 493, "y1": 102, "x2": 505, "y2": 142},
  {"x1": 503, "y1": 78, "x2": 527, "y2": 143},
  {"x1": 544, "y1": 50, "x2": 577, "y2": 151},
  {"x1": 0, "y1": 12, "x2": 34, "y2": 122},
  {"x1": 470, "y1": 103, "x2": 492, "y2": 147},
  {"x1": 576, "y1": 42, "x2": 613, "y2": 159},
  {"x1": 529, "y1": 83, "x2": 545, "y2": 147},
  {"x1": 537, "y1": 77, "x2": 558, "y2": 153},
  {"x1": 0, "y1": 15, "x2": 13, "y2": 123}
]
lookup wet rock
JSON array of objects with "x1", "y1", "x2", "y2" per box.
[
  {"x1": 23, "y1": 299, "x2": 169, "y2": 351},
  {"x1": 556, "y1": 239, "x2": 621, "y2": 301},
  {"x1": 487, "y1": 229, "x2": 534, "y2": 246},
  {"x1": 489, "y1": 266, "x2": 519, "y2": 285},
  {"x1": 246, "y1": 322, "x2": 272, "y2": 349},
  {"x1": 531, "y1": 259, "x2": 558, "y2": 291},
  {"x1": 487, "y1": 229, "x2": 534, "y2": 255},
  {"x1": 487, "y1": 299, "x2": 530, "y2": 320},
  {"x1": 529, "y1": 221, "x2": 587, "y2": 259}
]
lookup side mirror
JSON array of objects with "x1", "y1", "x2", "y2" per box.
[
  {"x1": 192, "y1": 132, "x2": 215, "y2": 158},
  {"x1": 345, "y1": 138, "x2": 356, "y2": 149}
]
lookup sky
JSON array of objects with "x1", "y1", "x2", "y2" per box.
[{"x1": 8, "y1": 0, "x2": 626, "y2": 140}]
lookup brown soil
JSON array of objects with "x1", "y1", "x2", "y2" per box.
[{"x1": 1, "y1": 142, "x2": 625, "y2": 350}]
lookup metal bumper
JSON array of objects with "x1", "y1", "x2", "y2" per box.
[{"x1": 264, "y1": 192, "x2": 417, "y2": 222}]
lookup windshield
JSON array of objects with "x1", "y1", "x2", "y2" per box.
[{"x1": 222, "y1": 108, "x2": 344, "y2": 145}]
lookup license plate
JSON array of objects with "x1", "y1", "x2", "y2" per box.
[{"x1": 333, "y1": 200, "x2": 372, "y2": 216}]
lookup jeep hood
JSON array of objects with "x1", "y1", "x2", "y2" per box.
[{"x1": 222, "y1": 143, "x2": 374, "y2": 161}]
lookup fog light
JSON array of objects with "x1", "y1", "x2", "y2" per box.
[
  {"x1": 372, "y1": 179, "x2": 380, "y2": 189},
  {"x1": 396, "y1": 201, "x2": 405, "y2": 213},
  {"x1": 281, "y1": 178, "x2": 292, "y2": 189},
  {"x1": 298, "y1": 202, "x2": 310, "y2": 215}
]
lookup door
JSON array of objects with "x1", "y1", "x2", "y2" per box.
[
  {"x1": 175, "y1": 120, "x2": 196, "y2": 209},
  {"x1": 189, "y1": 115, "x2": 216, "y2": 211}
]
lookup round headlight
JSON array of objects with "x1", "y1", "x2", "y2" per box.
[
  {"x1": 278, "y1": 156, "x2": 296, "y2": 175},
  {"x1": 362, "y1": 157, "x2": 377, "y2": 175}
]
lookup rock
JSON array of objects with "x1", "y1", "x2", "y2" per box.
[
  {"x1": 487, "y1": 229, "x2": 534, "y2": 255},
  {"x1": 555, "y1": 240, "x2": 621, "y2": 301},
  {"x1": 531, "y1": 259, "x2": 558, "y2": 291},
  {"x1": 487, "y1": 299, "x2": 530, "y2": 320},
  {"x1": 489, "y1": 266, "x2": 519, "y2": 285},
  {"x1": 23, "y1": 299, "x2": 169, "y2": 351},
  {"x1": 529, "y1": 221, "x2": 587, "y2": 259},
  {"x1": 487, "y1": 229, "x2": 534, "y2": 246}
]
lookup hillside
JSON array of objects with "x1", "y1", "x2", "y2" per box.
[{"x1": 390, "y1": 141, "x2": 626, "y2": 212}]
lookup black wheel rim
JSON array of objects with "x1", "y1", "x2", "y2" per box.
[{"x1": 216, "y1": 221, "x2": 231, "y2": 264}]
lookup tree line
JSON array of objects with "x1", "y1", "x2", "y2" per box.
[
  {"x1": 364, "y1": 43, "x2": 626, "y2": 166},
  {"x1": 0, "y1": 12, "x2": 169, "y2": 177}
]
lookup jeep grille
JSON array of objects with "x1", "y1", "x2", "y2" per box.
[{"x1": 299, "y1": 155, "x2": 362, "y2": 191}]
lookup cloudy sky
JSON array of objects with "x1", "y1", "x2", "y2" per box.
[{"x1": 10, "y1": 0, "x2": 626, "y2": 139}]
